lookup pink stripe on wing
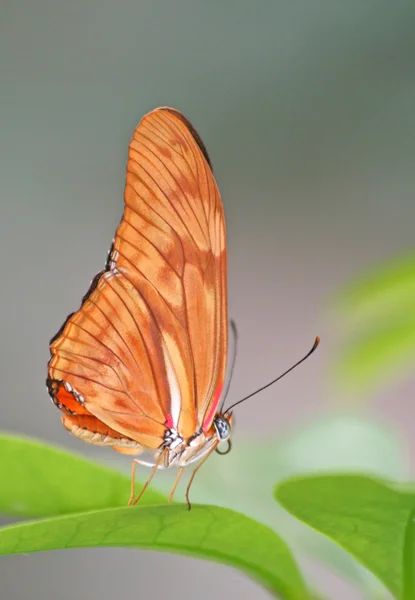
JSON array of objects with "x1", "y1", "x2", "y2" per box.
[
  {"x1": 165, "y1": 414, "x2": 174, "y2": 429},
  {"x1": 202, "y1": 383, "x2": 223, "y2": 432}
]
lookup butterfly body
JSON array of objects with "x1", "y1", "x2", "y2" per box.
[{"x1": 47, "y1": 107, "x2": 231, "y2": 502}]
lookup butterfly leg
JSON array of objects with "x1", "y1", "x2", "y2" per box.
[
  {"x1": 128, "y1": 459, "x2": 142, "y2": 505},
  {"x1": 185, "y1": 442, "x2": 219, "y2": 510},
  {"x1": 129, "y1": 448, "x2": 168, "y2": 506},
  {"x1": 168, "y1": 467, "x2": 184, "y2": 504}
]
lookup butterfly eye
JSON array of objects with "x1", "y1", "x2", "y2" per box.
[{"x1": 213, "y1": 415, "x2": 231, "y2": 441}]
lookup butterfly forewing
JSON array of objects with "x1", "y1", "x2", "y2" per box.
[{"x1": 48, "y1": 107, "x2": 228, "y2": 453}]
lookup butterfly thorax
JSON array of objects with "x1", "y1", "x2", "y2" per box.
[{"x1": 139, "y1": 414, "x2": 232, "y2": 469}]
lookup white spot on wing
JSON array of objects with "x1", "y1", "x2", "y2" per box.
[{"x1": 162, "y1": 346, "x2": 181, "y2": 429}]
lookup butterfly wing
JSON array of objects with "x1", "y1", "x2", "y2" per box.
[{"x1": 47, "y1": 107, "x2": 228, "y2": 449}]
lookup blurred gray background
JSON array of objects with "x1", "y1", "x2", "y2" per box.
[{"x1": 1, "y1": 1, "x2": 415, "y2": 599}]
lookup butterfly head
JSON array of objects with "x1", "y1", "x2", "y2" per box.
[
  {"x1": 213, "y1": 414, "x2": 232, "y2": 440},
  {"x1": 213, "y1": 412, "x2": 233, "y2": 456}
]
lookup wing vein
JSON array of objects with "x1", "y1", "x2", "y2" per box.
[
  {"x1": 128, "y1": 154, "x2": 200, "y2": 251},
  {"x1": 131, "y1": 140, "x2": 209, "y2": 250}
]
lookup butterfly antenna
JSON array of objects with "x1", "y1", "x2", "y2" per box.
[
  {"x1": 224, "y1": 336, "x2": 320, "y2": 413},
  {"x1": 220, "y1": 320, "x2": 238, "y2": 410}
]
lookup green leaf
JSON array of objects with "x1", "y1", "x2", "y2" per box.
[
  {"x1": 0, "y1": 434, "x2": 311, "y2": 598},
  {"x1": 331, "y1": 252, "x2": 415, "y2": 394},
  {"x1": 0, "y1": 433, "x2": 165, "y2": 517},
  {"x1": 276, "y1": 474, "x2": 415, "y2": 599},
  {"x1": 402, "y1": 505, "x2": 415, "y2": 600},
  {"x1": 0, "y1": 504, "x2": 309, "y2": 600}
]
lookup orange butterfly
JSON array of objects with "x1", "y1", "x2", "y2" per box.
[{"x1": 47, "y1": 107, "x2": 319, "y2": 508}]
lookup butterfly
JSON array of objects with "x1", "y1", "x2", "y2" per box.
[{"x1": 47, "y1": 107, "x2": 319, "y2": 508}]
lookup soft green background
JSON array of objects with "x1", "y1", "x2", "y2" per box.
[{"x1": 1, "y1": 2, "x2": 415, "y2": 599}]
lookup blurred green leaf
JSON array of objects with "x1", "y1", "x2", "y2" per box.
[
  {"x1": 276, "y1": 474, "x2": 415, "y2": 599},
  {"x1": 0, "y1": 504, "x2": 309, "y2": 600},
  {"x1": 332, "y1": 252, "x2": 415, "y2": 394},
  {"x1": 0, "y1": 433, "x2": 165, "y2": 517},
  {"x1": 334, "y1": 320, "x2": 415, "y2": 395},
  {"x1": 334, "y1": 252, "x2": 415, "y2": 331}
]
